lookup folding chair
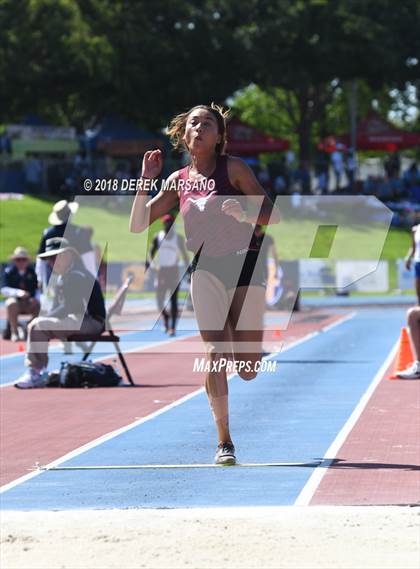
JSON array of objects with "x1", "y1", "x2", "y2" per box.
[{"x1": 68, "y1": 275, "x2": 135, "y2": 385}]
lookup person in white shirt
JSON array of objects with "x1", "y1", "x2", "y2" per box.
[
  {"x1": 147, "y1": 214, "x2": 190, "y2": 336},
  {"x1": 405, "y1": 223, "x2": 420, "y2": 305},
  {"x1": 331, "y1": 147, "x2": 344, "y2": 191}
]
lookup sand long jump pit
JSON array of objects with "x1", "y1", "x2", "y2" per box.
[{"x1": 1, "y1": 506, "x2": 419, "y2": 569}]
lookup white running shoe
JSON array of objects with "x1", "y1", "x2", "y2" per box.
[
  {"x1": 215, "y1": 442, "x2": 236, "y2": 465},
  {"x1": 396, "y1": 361, "x2": 420, "y2": 379},
  {"x1": 15, "y1": 368, "x2": 47, "y2": 389}
]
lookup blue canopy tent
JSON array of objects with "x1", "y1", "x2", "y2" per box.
[
  {"x1": 82, "y1": 116, "x2": 170, "y2": 157},
  {"x1": 21, "y1": 114, "x2": 49, "y2": 126},
  {"x1": 1, "y1": 115, "x2": 78, "y2": 193}
]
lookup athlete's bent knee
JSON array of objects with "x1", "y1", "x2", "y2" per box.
[
  {"x1": 238, "y1": 359, "x2": 260, "y2": 381},
  {"x1": 239, "y1": 369, "x2": 258, "y2": 381},
  {"x1": 236, "y1": 354, "x2": 261, "y2": 381}
]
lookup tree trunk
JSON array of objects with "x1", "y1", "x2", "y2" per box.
[
  {"x1": 295, "y1": 87, "x2": 312, "y2": 164},
  {"x1": 297, "y1": 118, "x2": 312, "y2": 164}
]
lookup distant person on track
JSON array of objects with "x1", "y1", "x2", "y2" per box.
[
  {"x1": 397, "y1": 306, "x2": 420, "y2": 379},
  {"x1": 253, "y1": 224, "x2": 279, "y2": 286},
  {"x1": 130, "y1": 103, "x2": 280, "y2": 465},
  {"x1": 14, "y1": 238, "x2": 105, "y2": 389},
  {"x1": 147, "y1": 213, "x2": 190, "y2": 336},
  {"x1": 404, "y1": 223, "x2": 420, "y2": 305},
  {"x1": 331, "y1": 146, "x2": 344, "y2": 192},
  {"x1": 1, "y1": 247, "x2": 40, "y2": 341}
]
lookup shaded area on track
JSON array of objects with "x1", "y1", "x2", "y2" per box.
[{"x1": 311, "y1": 362, "x2": 420, "y2": 506}]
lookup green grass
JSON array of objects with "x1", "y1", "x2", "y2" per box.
[
  {"x1": 0, "y1": 195, "x2": 159, "y2": 261},
  {"x1": 0, "y1": 194, "x2": 412, "y2": 265},
  {"x1": 1, "y1": 195, "x2": 55, "y2": 260}
]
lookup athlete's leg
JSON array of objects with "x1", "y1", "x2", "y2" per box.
[
  {"x1": 168, "y1": 284, "x2": 179, "y2": 333},
  {"x1": 407, "y1": 306, "x2": 420, "y2": 360},
  {"x1": 18, "y1": 297, "x2": 41, "y2": 329},
  {"x1": 5, "y1": 298, "x2": 20, "y2": 337},
  {"x1": 228, "y1": 285, "x2": 266, "y2": 381},
  {"x1": 156, "y1": 270, "x2": 169, "y2": 329},
  {"x1": 191, "y1": 269, "x2": 233, "y2": 444},
  {"x1": 27, "y1": 297, "x2": 41, "y2": 322}
]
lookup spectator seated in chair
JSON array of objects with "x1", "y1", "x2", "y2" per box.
[
  {"x1": 1, "y1": 247, "x2": 40, "y2": 342},
  {"x1": 14, "y1": 237, "x2": 106, "y2": 389}
]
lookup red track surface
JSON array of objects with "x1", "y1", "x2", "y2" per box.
[
  {"x1": 311, "y1": 364, "x2": 420, "y2": 506},
  {"x1": 1, "y1": 351, "x2": 205, "y2": 486},
  {"x1": 0, "y1": 340, "x2": 28, "y2": 356},
  {"x1": 1, "y1": 310, "x2": 343, "y2": 487}
]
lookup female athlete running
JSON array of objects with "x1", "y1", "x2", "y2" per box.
[{"x1": 130, "y1": 104, "x2": 280, "y2": 464}]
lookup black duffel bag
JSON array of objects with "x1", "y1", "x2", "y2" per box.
[{"x1": 58, "y1": 361, "x2": 122, "y2": 388}]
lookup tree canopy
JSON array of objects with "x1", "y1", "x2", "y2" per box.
[{"x1": 1, "y1": 0, "x2": 419, "y2": 159}]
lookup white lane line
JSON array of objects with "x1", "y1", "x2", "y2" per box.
[
  {"x1": 294, "y1": 338, "x2": 399, "y2": 506},
  {"x1": 264, "y1": 312, "x2": 355, "y2": 356},
  {"x1": 0, "y1": 312, "x2": 354, "y2": 495},
  {"x1": 35, "y1": 461, "x2": 322, "y2": 471},
  {"x1": 321, "y1": 311, "x2": 356, "y2": 333},
  {"x1": 0, "y1": 386, "x2": 206, "y2": 494},
  {"x1": 0, "y1": 351, "x2": 28, "y2": 361},
  {"x1": 0, "y1": 311, "x2": 353, "y2": 387},
  {"x1": 0, "y1": 324, "x2": 196, "y2": 362},
  {"x1": 0, "y1": 332, "x2": 200, "y2": 388}
]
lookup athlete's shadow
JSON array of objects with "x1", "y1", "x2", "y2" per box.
[
  {"x1": 118, "y1": 383, "x2": 199, "y2": 388},
  {"x1": 318, "y1": 458, "x2": 420, "y2": 472},
  {"x1": 269, "y1": 359, "x2": 371, "y2": 364}
]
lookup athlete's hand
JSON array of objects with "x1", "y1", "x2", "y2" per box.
[
  {"x1": 141, "y1": 149, "x2": 163, "y2": 179},
  {"x1": 221, "y1": 199, "x2": 246, "y2": 222},
  {"x1": 405, "y1": 258, "x2": 412, "y2": 271}
]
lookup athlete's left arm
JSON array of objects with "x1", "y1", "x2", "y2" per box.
[{"x1": 225, "y1": 156, "x2": 280, "y2": 225}]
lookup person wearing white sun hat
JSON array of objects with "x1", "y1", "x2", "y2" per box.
[
  {"x1": 36, "y1": 200, "x2": 95, "y2": 291},
  {"x1": 1, "y1": 247, "x2": 40, "y2": 341},
  {"x1": 47, "y1": 199, "x2": 79, "y2": 226},
  {"x1": 14, "y1": 237, "x2": 105, "y2": 389}
]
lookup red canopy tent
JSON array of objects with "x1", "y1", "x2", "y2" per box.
[
  {"x1": 320, "y1": 112, "x2": 420, "y2": 152},
  {"x1": 226, "y1": 117, "x2": 289, "y2": 155}
]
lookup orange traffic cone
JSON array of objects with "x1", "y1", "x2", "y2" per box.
[
  {"x1": 18, "y1": 342, "x2": 25, "y2": 353},
  {"x1": 273, "y1": 329, "x2": 282, "y2": 339},
  {"x1": 389, "y1": 327, "x2": 414, "y2": 380}
]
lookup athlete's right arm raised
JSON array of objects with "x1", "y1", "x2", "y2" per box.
[{"x1": 129, "y1": 149, "x2": 179, "y2": 233}]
